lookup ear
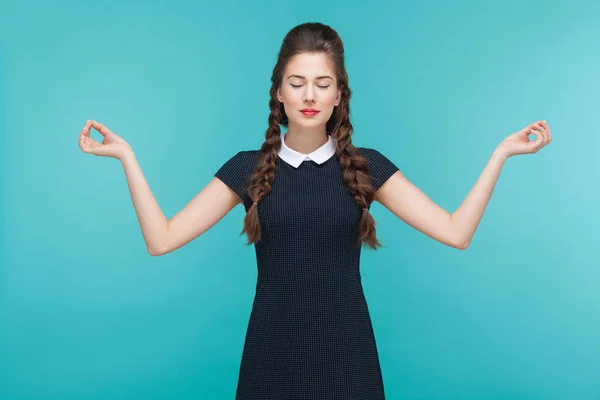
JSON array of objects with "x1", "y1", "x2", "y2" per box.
[
  {"x1": 277, "y1": 87, "x2": 283, "y2": 103},
  {"x1": 335, "y1": 88, "x2": 342, "y2": 106}
]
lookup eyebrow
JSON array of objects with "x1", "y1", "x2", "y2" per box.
[{"x1": 287, "y1": 74, "x2": 333, "y2": 80}]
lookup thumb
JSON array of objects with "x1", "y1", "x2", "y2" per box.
[
  {"x1": 526, "y1": 121, "x2": 543, "y2": 133},
  {"x1": 90, "y1": 120, "x2": 114, "y2": 137},
  {"x1": 80, "y1": 134, "x2": 110, "y2": 157}
]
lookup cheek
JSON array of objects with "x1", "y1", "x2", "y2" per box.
[
  {"x1": 286, "y1": 89, "x2": 304, "y2": 102},
  {"x1": 326, "y1": 92, "x2": 338, "y2": 104}
]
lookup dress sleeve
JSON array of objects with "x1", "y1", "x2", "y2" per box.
[
  {"x1": 359, "y1": 148, "x2": 400, "y2": 191},
  {"x1": 214, "y1": 151, "x2": 253, "y2": 203}
]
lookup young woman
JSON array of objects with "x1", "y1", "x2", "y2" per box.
[{"x1": 78, "y1": 22, "x2": 551, "y2": 400}]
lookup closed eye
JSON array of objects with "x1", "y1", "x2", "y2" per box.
[{"x1": 291, "y1": 84, "x2": 330, "y2": 89}]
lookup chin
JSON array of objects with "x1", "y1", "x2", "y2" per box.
[{"x1": 294, "y1": 120, "x2": 325, "y2": 129}]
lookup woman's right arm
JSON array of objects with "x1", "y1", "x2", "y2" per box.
[
  {"x1": 79, "y1": 120, "x2": 242, "y2": 257},
  {"x1": 120, "y1": 152, "x2": 241, "y2": 256}
]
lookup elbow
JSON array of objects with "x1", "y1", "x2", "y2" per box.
[
  {"x1": 455, "y1": 239, "x2": 470, "y2": 250},
  {"x1": 451, "y1": 233, "x2": 470, "y2": 250},
  {"x1": 451, "y1": 227, "x2": 470, "y2": 250},
  {"x1": 147, "y1": 246, "x2": 164, "y2": 257},
  {"x1": 148, "y1": 228, "x2": 169, "y2": 256}
]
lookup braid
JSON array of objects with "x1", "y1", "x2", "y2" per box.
[
  {"x1": 334, "y1": 86, "x2": 382, "y2": 249},
  {"x1": 241, "y1": 86, "x2": 283, "y2": 244}
]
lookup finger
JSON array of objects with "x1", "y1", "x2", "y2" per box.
[
  {"x1": 529, "y1": 123, "x2": 540, "y2": 135},
  {"x1": 533, "y1": 123, "x2": 547, "y2": 143},
  {"x1": 528, "y1": 126, "x2": 544, "y2": 145},
  {"x1": 78, "y1": 130, "x2": 88, "y2": 150},
  {"x1": 541, "y1": 120, "x2": 552, "y2": 141},
  {"x1": 529, "y1": 132, "x2": 543, "y2": 145},
  {"x1": 539, "y1": 123, "x2": 550, "y2": 143},
  {"x1": 79, "y1": 133, "x2": 103, "y2": 155},
  {"x1": 90, "y1": 120, "x2": 113, "y2": 136},
  {"x1": 79, "y1": 133, "x2": 93, "y2": 153},
  {"x1": 534, "y1": 119, "x2": 552, "y2": 141},
  {"x1": 532, "y1": 122, "x2": 547, "y2": 136},
  {"x1": 539, "y1": 125, "x2": 550, "y2": 145},
  {"x1": 527, "y1": 122, "x2": 542, "y2": 136},
  {"x1": 79, "y1": 120, "x2": 92, "y2": 138},
  {"x1": 527, "y1": 137, "x2": 544, "y2": 153}
]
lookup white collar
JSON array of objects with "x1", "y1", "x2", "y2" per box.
[{"x1": 278, "y1": 133, "x2": 337, "y2": 168}]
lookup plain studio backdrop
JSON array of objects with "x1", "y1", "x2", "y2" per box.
[{"x1": 1, "y1": 0, "x2": 598, "y2": 399}]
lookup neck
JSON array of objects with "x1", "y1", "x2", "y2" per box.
[{"x1": 284, "y1": 122, "x2": 328, "y2": 154}]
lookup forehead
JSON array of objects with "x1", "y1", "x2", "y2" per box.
[{"x1": 284, "y1": 52, "x2": 335, "y2": 79}]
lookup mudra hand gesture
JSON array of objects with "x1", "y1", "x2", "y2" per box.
[
  {"x1": 78, "y1": 120, "x2": 133, "y2": 160},
  {"x1": 497, "y1": 120, "x2": 552, "y2": 158}
]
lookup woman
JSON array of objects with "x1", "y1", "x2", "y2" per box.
[{"x1": 78, "y1": 22, "x2": 551, "y2": 400}]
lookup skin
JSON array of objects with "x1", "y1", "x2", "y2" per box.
[
  {"x1": 276, "y1": 52, "x2": 341, "y2": 154},
  {"x1": 78, "y1": 53, "x2": 552, "y2": 255}
]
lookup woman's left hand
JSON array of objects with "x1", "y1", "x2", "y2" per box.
[{"x1": 496, "y1": 120, "x2": 552, "y2": 158}]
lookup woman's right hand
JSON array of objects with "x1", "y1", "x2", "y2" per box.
[{"x1": 78, "y1": 120, "x2": 133, "y2": 160}]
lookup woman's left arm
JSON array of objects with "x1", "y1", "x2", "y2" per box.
[{"x1": 375, "y1": 120, "x2": 552, "y2": 250}]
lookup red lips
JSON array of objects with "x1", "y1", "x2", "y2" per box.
[{"x1": 300, "y1": 108, "x2": 320, "y2": 116}]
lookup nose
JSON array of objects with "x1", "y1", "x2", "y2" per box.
[{"x1": 303, "y1": 85, "x2": 316, "y2": 104}]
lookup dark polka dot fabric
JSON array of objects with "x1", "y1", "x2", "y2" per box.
[{"x1": 214, "y1": 146, "x2": 399, "y2": 400}]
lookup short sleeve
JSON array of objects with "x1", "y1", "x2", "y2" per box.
[
  {"x1": 359, "y1": 148, "x2": 400, "y2": 191},
  {"x1": 214, "y1": 150, "x2": 257, "y2": 203}
]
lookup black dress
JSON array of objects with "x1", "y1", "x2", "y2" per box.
[{"x1": 214, "y1": 146, "x2": 399, "y2": 400}]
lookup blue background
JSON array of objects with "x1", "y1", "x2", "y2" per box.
[{"x1": 1, "y1": 0, "x2": 599, "y2": 399}]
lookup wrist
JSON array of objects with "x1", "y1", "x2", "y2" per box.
[
  {"x1": 493, "y1": 146, "x2": 509, "y2": 162},
  {"x1": 119, "y1": 148, "x2": 136, "y2": 163}
]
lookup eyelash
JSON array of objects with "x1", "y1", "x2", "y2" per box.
[{"x1": 291, "y1": 84, "x2": 330, "y2": 89}]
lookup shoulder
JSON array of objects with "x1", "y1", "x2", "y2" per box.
[
  {"x1": 356, "y1": 147, "x2": 400, "y2": 190},
  {"x1": 219, "y1": 149, "x2": 261, "y2": 170},
  {"x1": 214, "y1": 150, "x2": 261, "y2": 201},
  {"x1": 356, "y1": 147, "x2": 392, "y2": 165},
  {"x1": 356, "y1": 147, "x2": 379, "y2": 157},
  {"x1": 215, "y1": 149, "x2": 260, "y2": 175},
  {"x1": 230, "y1": 149, "x2": 261, "y2": 161}
]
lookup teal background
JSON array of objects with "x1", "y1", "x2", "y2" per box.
[{"x1": 1, "y1": 0, "x2": 598, "y2": 399}]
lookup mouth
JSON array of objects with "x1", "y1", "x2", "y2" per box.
[{"x1": 300, "y1": 109, "x2": 320, "y2": 116}]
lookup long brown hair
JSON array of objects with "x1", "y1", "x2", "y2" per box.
[{"x1": 242, "y1": 22, "x2": 383, "y2": 250}]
